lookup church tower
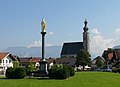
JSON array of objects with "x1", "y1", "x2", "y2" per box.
[{"x1": 83, "y1": 19, "x2": 90, "y2": 53}]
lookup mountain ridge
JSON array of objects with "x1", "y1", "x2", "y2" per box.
[{"x1": 3, "y1": 46, "x2": 62, "y2": 58}]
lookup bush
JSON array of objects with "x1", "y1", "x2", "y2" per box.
[
  {"x1": 48, "y1": 65, "x2": 60, "y2": 79},
  {"x1": 67, "y1": 66, "x2": 75, "y2": 76},
  {"x1": 112, "y1": 68, "x2": 117, "y2": 73},
  {"x1": 59, "y1": 66, "x2": 70, "y2": 79},
  {"x1": 26, "y1": 67, "x2": 33, "y2": 76},
  {"x1": 48, "y1": 64, "x2": 75, "y2": 79},
  {"x1": 14, "y1": 68, "x2": 26, "y2": 79},
  {"x1": 112, "y1": 68, "x2": 120, "y2": 73},
  {"x1": 26, "y1": 63, "x2": 35, "y2": 76},
  {"x1": 5, "y1": 67, "x2": 15, "y2": 79},
  {"x1": 48, "y1": 64, "x2": 63, "y2": 79},
  {"x1": 5, "y1": 67, "x2": 26, "y2": 79}
]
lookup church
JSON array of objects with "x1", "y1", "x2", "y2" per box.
[{"x1": 60, "y1": 19, "x2": 90, "y2": 58}]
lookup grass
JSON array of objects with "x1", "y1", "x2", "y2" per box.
[{"x1": 0, "y1": 72, "x2": 120, "y2": 87}]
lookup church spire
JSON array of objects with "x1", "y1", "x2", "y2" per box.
[
  {"x1": 83, "y1": 19, "x2": 90, "y2": 53},
  {"x1": 83, "y1": 19, "x2": 88, "y2": 32},
  {"x1": 84, "y1": 18, "x2": 87, "y2": 27}
]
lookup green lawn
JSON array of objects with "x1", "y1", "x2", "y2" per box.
[{"x1": 0, "y1": 72, "x2": 120, "y2": 87}]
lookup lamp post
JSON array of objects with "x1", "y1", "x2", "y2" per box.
[{"x1": 39, "y1": 18, "x2": 48, "y2": 75}]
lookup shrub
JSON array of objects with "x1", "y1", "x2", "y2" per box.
[
  {"x1": 26, "y1": 67, "x2": 33, "y2": 76},
  {"x1": 48, "y1": 69, "x2": 55, "y2": 79},
  {"x1": 112, "y1": 68, "x2": 120, "y2": 73},
  {"x1": 14, "y1": 68, "x2": 26, "y2": 79},
  {"x1": 5, "y1": 67, "x2": 26, "y2": 79},
  {"x1": 48, "y1": 64, "x2": 63, "y2": 79},
  {"x1": 5, "y1": 67, "x2": 15, "y2": 79},
  {"x1": 48, "y1": 64, "x2": 75, "y2": 79},
  {"x1": 67, "y1": 66, "x2": 75, "y2": 76},
  {"x1": 26, "y1": 63, "x2": 35, "y2": 76},
  {"x1": 118, "y1": 69, "x2": 120, "y2": 73},
  {"x1": 59, "y1": 66, "x2": 70, "y2": 79}
]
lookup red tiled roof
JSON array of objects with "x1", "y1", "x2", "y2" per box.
[
  {"x1": 19, "y1": 57, "x2": 40, "y2": 63},
  {"x1": 46, "y1": 58, "x2": 55, "y2": 63},
  {"x1": 30, "y1": 58, "x2": 40, "y2": 62},
  {"x1": 19, "y1": 58, "x2": 31, "y2": 63},
  {"x1": 19, "y1": 57, "x2": 55, "y2": 63},
  {"x1": 0, "y1": 52, "x2": 10, "y2": 60}
]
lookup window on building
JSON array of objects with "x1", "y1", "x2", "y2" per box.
[
  {"x1": 9, "y1": 60, "x2": 11, "y2": 63},
  {"x1": 0, "y1": 60, "x2": 2, "y2": 63},
  {"x1": 3, "y1": 60, "x2": 4, "y2": 63},
  {"x1": 22, "y1": 64, "x2": 25, "y2": 66},
  {"x1": 6, "y1": 60, "x2": 8, "y2": 63}
]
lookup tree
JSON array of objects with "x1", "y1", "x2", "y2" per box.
[
  {"x1": 95, "y1": 58, "x2": 104, "y2": 68},
  {"x1": 13, "y1": 61, "x2": 19, "y2": 68},
  {"x1": 26, "y1": 63, "x2": 35, "y2": 76},
  {"x1": 76, "y1": 49, "x2": 91, "y2": 71}
]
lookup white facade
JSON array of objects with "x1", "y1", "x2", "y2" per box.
[
  {"x1": 49, "y1": 62, "x2": 54, "y2": 69},
  {"x1": 35, "y1": 62, "x2": 40, "y2": 68},
  {"x1": 0, "y1": 54, "x2": 13, "y2": 74}
]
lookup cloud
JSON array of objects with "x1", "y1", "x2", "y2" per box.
[
  {"x1": 90, "y1": 29, "x2": 115, "y2": 58},
  {"x1": 49, "y1": 32, "x2": 54, "y2": 35},
  {"x1": 91, "y1": 28, "x2": 101, "y2": 35},
  {"x1": 28, "y1": 40, "x2": 41, "y2": 48},
  {"x1": 46, "y1": 44, "x2": 53, "y2": 46},
  {"x1": 34, "y1": 40, "x2": 41, "y2": 47},
  {"x1": 115, "y1": 28, "x2": 120, "y2": 34},
  {"x1": 114, "y1": 28, "x2": 120, "y2": 46}
]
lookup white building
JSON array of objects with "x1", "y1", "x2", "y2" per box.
[{"x1": 0, "y1": 52, "x2": 16, "y2": 74}]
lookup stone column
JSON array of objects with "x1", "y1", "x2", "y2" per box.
[
  {"x1": 39, "y1": 19, "x2": 48, "y2": 75},
  {"x1": 41, "y1": 32, "x2": 46, "y2": 60}
]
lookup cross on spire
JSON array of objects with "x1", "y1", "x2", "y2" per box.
[
  {"x1": 83, "y1": 19, "x2": 88, "y2": 31},
  {"x1": 84, "y1": 18, "x2": 88, "y2": 27}
]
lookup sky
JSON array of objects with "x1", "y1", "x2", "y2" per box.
[{"x1": 1, "y1": 0, "x2": 120, "y2": 58}]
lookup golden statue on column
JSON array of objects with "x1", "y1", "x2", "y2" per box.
[{"x1": 41, "y1": 18, "x2": 46, "y2": 32}]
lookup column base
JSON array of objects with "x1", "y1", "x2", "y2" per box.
[{"x1": 39, "y1": 60, "x2": 48, "y2": 76}]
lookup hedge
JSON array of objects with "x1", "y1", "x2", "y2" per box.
[
  {"x1": 67, "y1": 66, "x2": 75, "y2": 76},
  {"x1": 112, "y1": 68, "x2": 120, "y2": 73},
  {"x1": 5, "y1": 67, "x2": 26, "y2": 79},
  {"x1": 48, "y1": 64, "x2": 75, "y2": 79},
  {"x1": 5, "y1": 67, "x2": 15, "y2": 79}
]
